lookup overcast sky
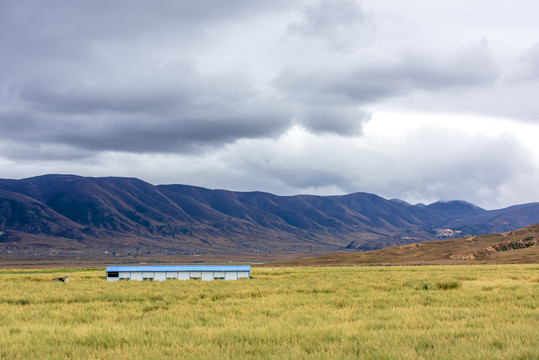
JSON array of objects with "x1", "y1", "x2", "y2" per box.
[{"x1": 1, "y1": 0, "x2": 539, "y2": 209}]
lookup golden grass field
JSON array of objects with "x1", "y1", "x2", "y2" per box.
[{"x1": 1, "y1": 265, "x2": 538, "y2": 359}]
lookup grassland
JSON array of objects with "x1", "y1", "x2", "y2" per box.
[{"x1": 1, "y1": 265, "x2": 538, "y2": 359}]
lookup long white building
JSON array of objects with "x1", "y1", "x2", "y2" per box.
[{"x1": 105, "y1": 265, "x2": 251, "y2": 281}]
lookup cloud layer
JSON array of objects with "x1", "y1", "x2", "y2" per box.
[{"x1": 1, "y1": 0, "x2": 539, "y2": 209}]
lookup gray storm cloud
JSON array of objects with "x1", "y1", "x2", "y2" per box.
[
  {"x1": 2, "y1": 61, "x2": 291, "y2": 154},
  {"x1": 277, "y1": 40, "x2": 498, "y2": 105},
  {"x1": 0, "y1": 1, "x2": 520, "y2": 152},
  {"x1": 274, "y1": 39, "x2": 498, "y2": 135},
  {"x1": 287, "y1": 0, "x2": 374, "y2": 51},
  {"x1": 521, "y1": 42, "x2": 539, "y2": 80},
  {"x1": 0, "y1": 1, "x2": 298, "y2": 155}
]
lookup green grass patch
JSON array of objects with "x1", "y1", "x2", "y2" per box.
[{"x1": 436, "y1": 280, "x2": 461, "y2": 290}]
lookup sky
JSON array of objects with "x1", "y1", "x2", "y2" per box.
[{"x1": 1, "y1": 0, "x2": 539, "y2": 209}]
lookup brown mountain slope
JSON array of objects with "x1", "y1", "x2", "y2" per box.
[
  {"x1": 2, "y1": 175, "x2": 539, "y2": 258},
  {"x1": 281, "y1": 223, "x2": 539, "y2": 266}
]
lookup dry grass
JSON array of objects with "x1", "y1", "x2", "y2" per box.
[
  {"x1": 0, "y1": 265, "x2": 538, "y2": 359},
  {"x1": 283, "y1": 224, "x2": 539, "y2": 266}
]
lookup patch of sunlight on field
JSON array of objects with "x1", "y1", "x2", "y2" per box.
[{"x1": 0, "y1": 265, "x2": 538, "y2": 359}]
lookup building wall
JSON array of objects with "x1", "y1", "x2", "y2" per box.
[
  {"x1": 155, "y1": 272, "x2": 166, "y2": 281},
  {"x1": 201, "y1": 272, "x2": 213, "y2": 281},
  {"x1": 131, "y1": 272, "x2": 143, "y2": 281},
  {"x1": 107, "y1": 270, "x2": 250, "y2": 281}
]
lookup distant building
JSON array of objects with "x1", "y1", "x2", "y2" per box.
[{"x1": 105, "y1": 265, "x2": 251, "y2": 281}]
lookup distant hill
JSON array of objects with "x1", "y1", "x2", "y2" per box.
[
  {"x1": 280, "y1": 223, "x2": 539, "y2": 266},
  {"x1": 1, "y1": 174, "x2": 539, "y2": 258}
]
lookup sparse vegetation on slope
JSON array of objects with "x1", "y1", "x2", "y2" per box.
[{"x1": 284, "y1": 223, "x2": 539, "y2": 266}]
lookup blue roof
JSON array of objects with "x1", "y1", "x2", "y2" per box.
[{"x1": 105, "y1": 265, "x2": 251, "y2": 272}]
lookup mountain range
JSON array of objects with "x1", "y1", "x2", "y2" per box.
[{"x1": 1, "y1": 174, "x2": 539, "y2": 257}]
